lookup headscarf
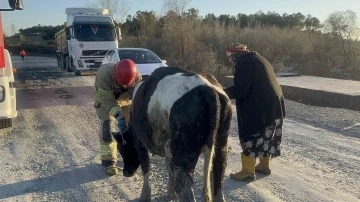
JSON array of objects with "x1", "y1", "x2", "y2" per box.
[
  {"x1": 225, "y1": 43, "x2": 257, "y2": 65},
  {"x1": 226, "y1": 43, "x2": 247, "y2": 57}
]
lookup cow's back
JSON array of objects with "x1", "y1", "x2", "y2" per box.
[{"x1": 131, "y1": 67, "x2": 230, "y2": 155}]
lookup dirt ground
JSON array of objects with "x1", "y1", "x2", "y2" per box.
[{"x1": 0, "y1": 56, "x2": 359, "y2": 202}]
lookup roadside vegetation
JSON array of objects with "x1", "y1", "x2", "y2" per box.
[{"x1": 5, "y1": 0, "x2": 360, "y2": 80}]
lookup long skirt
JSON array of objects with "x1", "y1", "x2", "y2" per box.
[{"x1": 240, "y1": 119, "x2": 283, "y2": 158}]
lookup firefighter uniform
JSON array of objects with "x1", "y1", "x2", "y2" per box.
[{"x1": 93, "y1": 63, "x2": 142, "y2": 172}]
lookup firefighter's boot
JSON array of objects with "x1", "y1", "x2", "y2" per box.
[
  {"x1": 102, "y1": 160, "x2": 119, "y2": 176},
  {"x1": 255, "y1": 157, "x2": 271, "y2": 175},
  {"x1": 230, "y1": 153, "x2": 256, "y2": 182}
]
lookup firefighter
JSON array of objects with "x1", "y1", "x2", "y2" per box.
[
  {"x1": 20, "y1": 49, "x2": 26, "y2": 61},
  {"x1": 93, "y1": 59, "x2": 142, "y2": 176},
  {"x1": 224, "y1": 43, "x2": 286, "y2": 182}
]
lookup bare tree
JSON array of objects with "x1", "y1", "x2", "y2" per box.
[
  {"x1": 87, "y1": 0, "x2": 131, "y2": 23},
  {"x1": 162, "y1": 0, "x2": 191, "y2": 16},
  {"x1": 325, "y1": 10, "x2": 360, "y2": 67},
  {"x1": 136, "y1": 11, "x2": 159, "y2": 39}
]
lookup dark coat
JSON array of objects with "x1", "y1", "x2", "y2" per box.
[{"x1": 224, "y1": 53, "x2": 285, "y2": 137}]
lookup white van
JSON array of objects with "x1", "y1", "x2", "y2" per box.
[
  {"x1": 0, "y1": 0, "x2": 23, "y2": 129},
  {"x1": 0, "y1": 49, "x2": 17, "y2": 129}
]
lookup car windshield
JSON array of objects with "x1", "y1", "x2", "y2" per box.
[{"x1": 118, "y1": 49, "x2": 162, "y2": 64}]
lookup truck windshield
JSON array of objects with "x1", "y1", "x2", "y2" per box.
[{"x1": 74, "y1": 25, "x2": 115, "y2": 41}]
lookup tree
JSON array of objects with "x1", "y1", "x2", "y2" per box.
[
  {"x1": 19, "y1": 34, "x2": 25, "y2": 42},
  {"x1": 162, "y1": 0, "x2": 191, "y2": 16},
  {"x1": 218, "y1": 14, "x2": 236, "y2": 28},
  {"x1": 203, "y1": 13, "x2": 217, "y2": 26},
  {"x1": 263, "y1": 11, "x2": 285, "y2": 27},
  {"x1": 304, "y1": 15, "x2": 323, "y2": 31},
  {"x1": 325, "y1": 10, "x2": 360, "y2": 67},
  {"x1": 121, "y1": 15, "x2": 140, "y2": 36},
  {"x1": 236, "y1": 13, "x2": 248, "y2": 28},
  {"x1": 283, "y1": 12, "x2": 306, "y2": 29},
  {"x1": 18, "y1": 25, "x2": 63, "y2": 45},
  {"x1": 135, "y1": 11, "x2": 158, "y2": 38},
  {"x1": 87, "y1": 0, "x2": 131, "y2": 23},
  {"x1": 184, "y1": 8, "x2": 199, "y2": 20},
  {"x1": 41, "y1": 25, "x2": 63, "y2": 45}
]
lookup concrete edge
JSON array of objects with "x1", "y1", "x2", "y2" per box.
[{"x1": 219, "y1": 76, "x2": 360, "y2": 112}]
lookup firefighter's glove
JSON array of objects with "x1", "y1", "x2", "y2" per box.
[{"x1": 117, "y1": 117, "x2": 127, "y2": 133}]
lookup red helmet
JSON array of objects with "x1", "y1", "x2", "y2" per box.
[{"x1": 114, "y1": 59, "x2": 137, "y2": 86}]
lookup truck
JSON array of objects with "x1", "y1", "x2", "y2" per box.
[
  {"x1": 55, "y1": 8, "x2": 121, "y2": 76},
  {"x1": 0, "y1": 0, "x2": 23, "y2": 129}
]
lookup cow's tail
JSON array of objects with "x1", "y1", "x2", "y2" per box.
[{"x1": 203, "y1": 86, "x2": 232, "y2": 202}]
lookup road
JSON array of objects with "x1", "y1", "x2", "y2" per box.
[{"x1": 0, "y1": 56, "x2": 359, "y2": 202}]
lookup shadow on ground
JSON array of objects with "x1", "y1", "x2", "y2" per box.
[{"x1": 0, "y1": 164, "x2": 108, "y2": 200}]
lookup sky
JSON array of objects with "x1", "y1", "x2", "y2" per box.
[{"x1": 1, "y1": 0, "x2": 360, "y2": 36}]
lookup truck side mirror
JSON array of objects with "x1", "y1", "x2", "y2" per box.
[
  {"x1": 116, "y1": 27, "x2": 122, "y2": 40},
  {"x1": 65, "y1": 27, "x2": 71, "y2": 40},
  {"x1": 8, "y1": 0, "x2": 23, "y2": 10}
]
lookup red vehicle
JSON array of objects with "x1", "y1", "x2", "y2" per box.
[{"x1": 0, "y1": 0, "x2": 23, "y2": 129}]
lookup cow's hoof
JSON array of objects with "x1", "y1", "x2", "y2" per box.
[
  {"x1": 123, "y1": 168, "x2": 136, "y2": 177},
  {"x1": 166, "y1": 195, "x2": 176, "y2": 201},
  {"x1": 214, "y1": 196, "x2": 226, "y2": 202},
  {"x1": 139, "y1": 196, "x2": 151, "y2": 202},
  {"x1": 213, "y1": 190, "x2": 225, "y2": 202},
  {"x1": 166, "y1": 190, "x2": 176, "y2": 200}
]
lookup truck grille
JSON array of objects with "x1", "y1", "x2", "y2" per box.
[
  {"x1": 84, "y1": 59, "x2": 96, "y2": 63},
  {"x1": 82, "y1": 50, "x2": 108, "y2": 57}
]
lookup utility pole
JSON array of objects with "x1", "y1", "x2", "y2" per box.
[{"x1": 10, "y1": 22, "x2": 16, "y2": 36}]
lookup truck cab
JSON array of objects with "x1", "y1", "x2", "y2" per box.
[
  {"x1": 55, "y1": 8, "x2": 121, "y2": 76},
  {"x1": 0, "y1": 0, "x2": 23, "y2": 129}
]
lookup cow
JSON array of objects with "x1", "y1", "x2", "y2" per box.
[{"x1": 113, "y1": 66, "x2": 233, "y2": 202}]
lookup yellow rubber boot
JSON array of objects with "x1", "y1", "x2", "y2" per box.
[
  {"x1": 255, "y1": 157, "x2": 271, "y2": 175},
  {"x1": 230, "y1": 153, "x2": 256, "y2": 182},
  {"x1": 105, "y1": 165, "x2": 119, "y2": 176}
]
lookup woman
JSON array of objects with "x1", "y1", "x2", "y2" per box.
[{"x1": 224, "y1": 43, "x2": 286, "y2": 182}]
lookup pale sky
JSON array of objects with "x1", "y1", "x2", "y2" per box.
[{"x1": 1, "y1": 0, "x2": 360, "y2": 36}]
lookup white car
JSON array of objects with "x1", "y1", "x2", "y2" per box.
[{"x1": 101, "y1": 48, "x2": 168, "y2": 78}]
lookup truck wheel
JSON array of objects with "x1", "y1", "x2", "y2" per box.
[
  {"x1": 0, "y1": 118, "x2": 13, "y2": 129},
  {"x1": 75, "y1": 71, "x2": 81, "y2": 76},
  {"x1": 56, "y1": 56, "x2": 60, "y2": 67},
  {"x1": 60, "y1": 55, "x2": 65, "y2": 69},
  {"x1": 62, "y1": 55, "x2": 66, "y2": 69},
  {"x1": 66, "y1": 57, "x2": 73, "y2": 72}
]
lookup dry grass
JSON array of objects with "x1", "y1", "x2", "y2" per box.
[{"x1": 106, "y1": 16, "x2": 357, "y2": 81}]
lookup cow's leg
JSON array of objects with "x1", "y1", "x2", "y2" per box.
[
  {"x1": 170, "y1": 137, "x2": 203, "y2": 202},
  {"x1": 136, "y1": 139, "x2": 151, "y2": 202},
  {"x1": 203, "y1": 145, "x2": 214, "y2": 202},
  {"x1": 166, "y1": 156, "x2": 177, "y2": 199},
  {"x1": 212, "y1": 99, "x2": 232, "y2": 202},
  {"x1": 172, "y1": 165, "x2": 197, "y2": 202},
  {"x1": 211, "y1": 140, "x2": 228, "y2": 202},
  {"x1": 165, "y1": 140, "x2": 176, "y2": 199}
]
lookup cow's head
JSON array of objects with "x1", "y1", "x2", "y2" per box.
[{"x1": 113, "y1": 125, "x2": 140, "y2": 177}]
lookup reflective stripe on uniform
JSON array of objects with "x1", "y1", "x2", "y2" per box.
[
  {"x1": 94, "y1": 88, "x2": 114, "y2": 102},
  {"x1": 100, "y1": 141, "x2": 117, "y2": 156},
  {"x1": 94, "y1": 93, "x2": 100, "y2": 102},
  {"x1": 109, "y1": 106, "x2": 122, "y2": 117}
]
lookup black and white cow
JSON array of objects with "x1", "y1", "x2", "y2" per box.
[{"x1": 113, "y1": 67, "x2": 232, "y2": 202}]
